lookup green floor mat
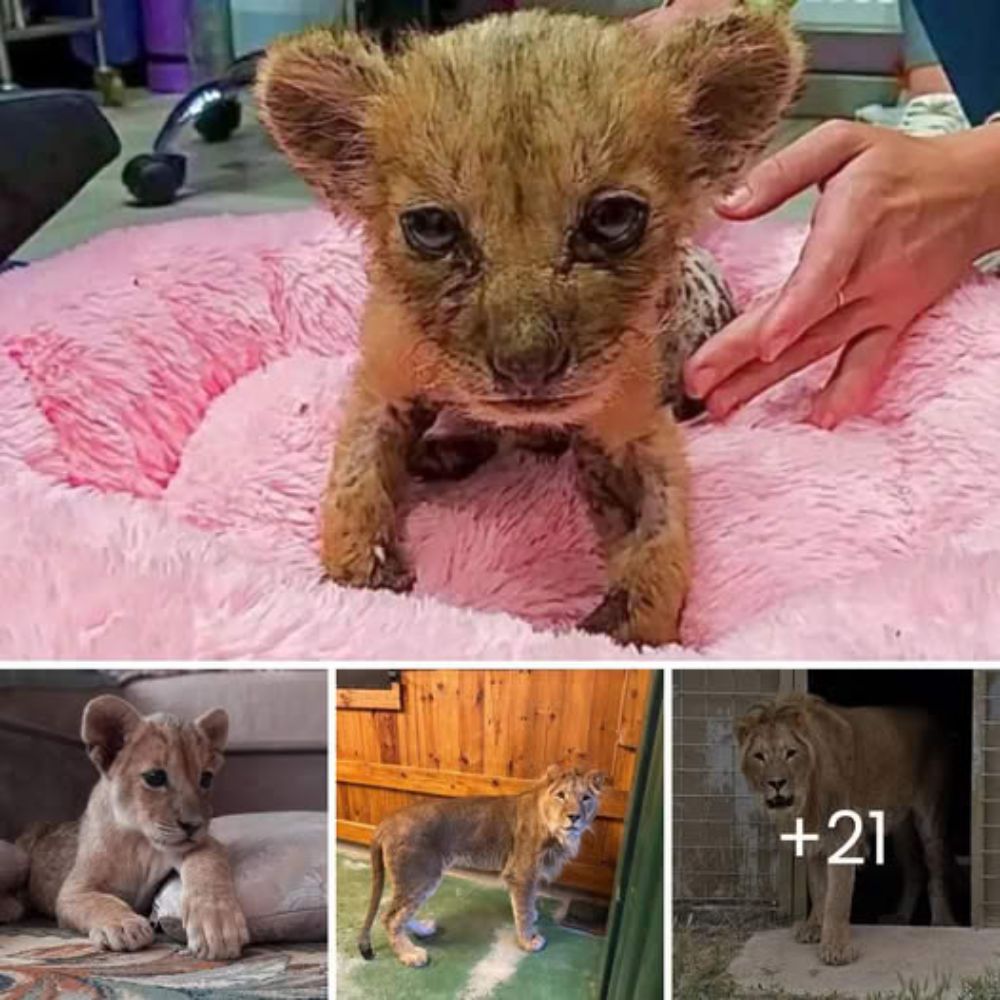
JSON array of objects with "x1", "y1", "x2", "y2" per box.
[{"x1": 337, "y1": 849, "x2": 601, "y2": 1000}]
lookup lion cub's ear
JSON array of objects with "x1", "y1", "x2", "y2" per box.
[
  {"x1": 651, "y1": 8, "x2": 804, "y2": 189},
  {"x1": 585, "y1": 770, "x2": 608, "y2": 793},
  {"x1": 544, "y1": 764, "x2": 564, "y2": 783},
  {"x1": 195, "y1": 708, "x2": 229, "y2": 755},
  {"x1": 255, "y1": 28, "x2": 393, "y2": 217},
  {"x1": 82, "y1": 695, "x2": 143, "y2": 774}
]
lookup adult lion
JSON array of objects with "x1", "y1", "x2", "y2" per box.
[{"x1": 736, "y1": 693, "x2": 955, "y2": 966}]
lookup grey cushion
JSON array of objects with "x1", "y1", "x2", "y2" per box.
[{"x1": 151, "y1": 812, "x2": 326, "y2": 944}]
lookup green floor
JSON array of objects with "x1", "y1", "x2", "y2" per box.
[{"x1": 336, "y1": 849, "x2": 602, "y2": 1000}]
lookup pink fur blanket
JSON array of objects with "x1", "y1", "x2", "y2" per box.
[{"x1": 2, "y1": 210, "x2": 999, "y2": 659}]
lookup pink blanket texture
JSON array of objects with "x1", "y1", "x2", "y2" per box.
[{"x1": 2, "y1": 210, "x2": 999, "y2": 660}]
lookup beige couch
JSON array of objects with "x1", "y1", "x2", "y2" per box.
[{"x1": 0, "y1": 669, "x2": 327, "y2": 841}]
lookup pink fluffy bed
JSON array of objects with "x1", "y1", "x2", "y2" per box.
[{"x1": 2, "y1": 209, "x2": 999, "y2": 659}]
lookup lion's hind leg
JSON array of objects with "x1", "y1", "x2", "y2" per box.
[
  {"x1": 913, "y1": 801, "x2": 957, "y2": 927},
  {"x1": 880, "y1": 814, "x2": 926, "y2": 925},
  {"x1": 382, "y1": 857, "x2": 442, "y2": 968}
]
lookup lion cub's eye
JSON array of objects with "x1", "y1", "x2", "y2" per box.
[
  {"x1": 576, "y1": 191, "x2": 649, "y2": 258},
  {"x1": 785, "y1": 748, "x2": 797, "y2": 760},
  {"x1": 555, "y1": 791, "x2": 566, "y2": 801},
  {"x1": 200, "y1": 771, "x2": 214, "y2": 790},
  {"x1": 753, "y1": 752, "x2": 766, "y2": 763},
  {"x1": 400, "y1": 205, "x2": 462, "y2": 258},
  {"x1": 143, "y1": 769, "x2": 168, "y2": 789},
  {"x1": 582, "y1": 794, "x2": 592, "y2": 803}
]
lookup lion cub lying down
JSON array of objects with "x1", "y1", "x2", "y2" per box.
[
  {"x1": 737, "y1": 693, "x2": 955, "y2": 966},
  {"x1": 17, "y1": 695, "x2": 249, "y2": 960},
  {"x1": 257, "y1": 9, "x2": 803, "y2": 648},
  {"x1": 358, "y1": 764, "x2": 605, "y2": 967}
]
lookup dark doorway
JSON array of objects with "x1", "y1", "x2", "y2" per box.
[{"x1": 807, "y1": 670, "x2": 971, "y2": 927}]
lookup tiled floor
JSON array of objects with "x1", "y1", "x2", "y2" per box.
[{"x1": 17, "y1": 88, "x2": 820, "y2": 262}]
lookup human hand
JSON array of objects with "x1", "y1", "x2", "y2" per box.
[
  {"x1": 685, "y1": 120, "x2": 1000, "y2": 427},
  {"x1": 632, "y1": 0, "x2": 736, "y2": 35}
]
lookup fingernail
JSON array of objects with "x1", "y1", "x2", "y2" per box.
[
  {"x1": 686, "y1": 364, "x2": 715, "y2": 398},
  {"x1": 719, "y1": 184, "x2": 751, "y2": 211}
]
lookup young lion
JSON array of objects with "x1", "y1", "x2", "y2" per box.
[
  {"x1": 736, "y1": 693, "x2": 956, "y2": 967},
  {"x1": 256, "y1": 8, "x2": 804, "y2": 648},
  {"x1": 17, "y1": 695, "x2": 249, "y2": 960},
  {"x1": 357, "y1": 764, "x2": 606, "y2": 967}
]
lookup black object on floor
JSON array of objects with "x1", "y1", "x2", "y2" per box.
[
  {"x1": 0, "y1": 90, "x2": 120, "y2": 263},
  {"x1": 560, "y1": 898, "x2": 609, "y2": 936}
]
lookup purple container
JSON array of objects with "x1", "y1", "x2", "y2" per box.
[{"x1": 141, "y1": 0, "x2": 192, "y2": 93}]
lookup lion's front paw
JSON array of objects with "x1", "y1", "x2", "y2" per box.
[
  {"x1": 579, "y1": 585, "x2": 681, "y2": 648},
  {"x1": 794, "y1": 919, "x2": 822, "y2": 944},
  {"x1": 399, "y1": 944, "x2": 429, "y2": 967},
  {"x1": 819, "y1": 931, "x2": 859, "y2": 966},
  {"x1": 518, "y1": 932, "x2": 547, "y2": 953},
  {"x1": 182, "y1": 893, "x2": 249, "y2": 960},
  {"x1": 88, "y1": 912, "x2": 154, "y2": 952}
]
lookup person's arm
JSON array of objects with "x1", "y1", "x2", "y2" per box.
[{"x1": 684, "y1": 120, "x2": 1000, "y2": 427}]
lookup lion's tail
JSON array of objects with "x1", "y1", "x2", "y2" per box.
[{"x1": 358, "y1": 833, "x2": 385, "y2": 960}]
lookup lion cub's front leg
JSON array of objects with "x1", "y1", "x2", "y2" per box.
[
  {"x1": 321, "y1": 378, "x2": 423, "y2": 592},
  {"x1": 575, "y1": 411, "x2": 689, "y2": 647},
  {"x1": 179, "y1": 839, "x2": 249, "y2": 961},
  {"x1": 57, "y1": 883, "x2": 155, "y2": 953}
]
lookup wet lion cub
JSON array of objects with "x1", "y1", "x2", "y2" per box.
[
  {"x1": 258, "y1": 9, "x2": 802, "y2": 647},
  {"x1": 17, "y1": 695, "x2": 249, "y2": 960},
  {"x1": 357, "y1": 764, "x2": 605, "y2": 967}
]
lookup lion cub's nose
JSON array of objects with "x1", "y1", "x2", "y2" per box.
[
  {"x1": 568, "y1": 812, "x2": 581, "y2": 823},
  {"x1": 488, "y1": 341, "x2": 570, "y2": 393},
  {"x1": 178, "y1": 820, "x2": 202, "y2": 837},
  {"x1": 768, "y1": 779, "x2": 787, "y2": 793}
]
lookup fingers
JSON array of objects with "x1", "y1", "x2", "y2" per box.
[
  {"x1": 717, "y1": 120, "x2": 871, "y2": 220},
  {"x1": 685, "y1": 294, "x2": 777, "y2": 399},
  {"x1": 810, "y1": 326, "x2": 899, "y2": 428},
  {"x1": 702, "y1": 300, "x2": 872, "y2": 418}
]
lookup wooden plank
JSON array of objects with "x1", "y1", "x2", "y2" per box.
[
  {"x1": 617, "y1": 670, "x2": 652, "y2": 750},
  {"x1": 374, "y1": 710, "x2": 400, "y2": 765},
  {"x1": 457, "y1": 670, "x2": 485, "y2": 773},
  {"x1": 336, "y1": 760, "x2": 627, "y2": 820},
  {"x1": 336, "y1": 819, "x2": 614, "y2": 896},
  {"x1": 336, "y1": 682, "x2": 401, "y2": 711}
]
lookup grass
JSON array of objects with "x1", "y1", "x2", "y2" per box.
[{"x1": 673, "y1": 926, "x2": 1000, "y2": 1000}]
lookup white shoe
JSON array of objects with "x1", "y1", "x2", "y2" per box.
[{"x1": 897, "y1": 92, "x2": 970, "y2": 136}]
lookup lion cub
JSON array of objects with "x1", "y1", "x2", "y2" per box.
[
  {"x1": 17, "y1": 695, "x2": 249, "y2": 960},
  {"x1": 256, "y1": 9, "x2": 803, "y2": 647},
  {"x1": 357, "y1": 765, "x2": 605, "y2": 967},
  {"x1": 737, "y1": 694, "x2": 955, "y2": 966}
]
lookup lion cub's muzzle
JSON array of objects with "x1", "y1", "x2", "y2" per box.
[{"x1": 764, "y1": 778, "x2": 794, "y2": 810}]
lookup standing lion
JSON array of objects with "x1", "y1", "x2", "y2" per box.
[{"x1": 736, "y1": 692, "x2": 956, "y2": 966}]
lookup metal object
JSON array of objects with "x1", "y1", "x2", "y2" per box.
[{"x1": 0, "y1": 0, "x2": 122, "y2": 103}]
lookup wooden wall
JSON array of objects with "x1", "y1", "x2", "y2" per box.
[{"x1": 336, "y1": 668, "x2": 655, "y2": 896}]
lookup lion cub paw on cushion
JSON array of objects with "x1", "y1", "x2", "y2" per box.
[
  {"x1": 737, "y1": 693, "x2": 956, "y2": 967},
  {"x1": 255, "y1": 8, "x2": 804, "y2": 648},
  {"x1": 16, "y1": 695, "x2": 249, "y2": 961}
]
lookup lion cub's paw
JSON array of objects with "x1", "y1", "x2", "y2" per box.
[
  {"x1": 183, "y1": 894, "x2": 250, "y2": 960},
  {"x1": 399, "y1": 945, "x2": 429, "y2": 967},
  {"x1": 322, "y1": 537, "x2": 415, "y2": 594},
  {"x1": 819, "y1": 935, "x2": 859, "y2": 966},
  {"x1": 406, "y1": 917, "x2": 438, "y2": 938},
  {"x1": 518, "y1": 933, "x2": 547, "y2": 953},
  {"x1": 579, "y1": 587, "x2": 680, "y2": 648},
  {"x1": 793, "y1": 919, "x2": 822, "y2": 944},
  {"x1": 89, "y1": 913, "x2": 154, "y2": 952}
]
